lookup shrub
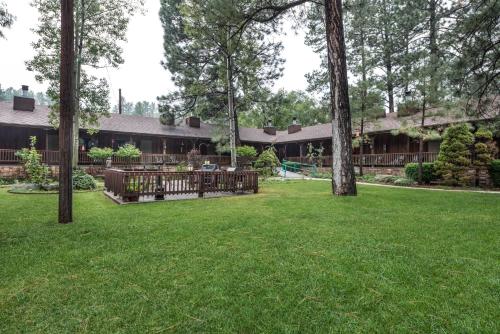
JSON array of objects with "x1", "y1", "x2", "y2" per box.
[
  {"x1": 434, "y1": 124, "x2": 474, "y2": 186},
  {"x1": 357, "y1": 174, "x2": 376, "y2": 183},
  {"x1": 15, "y1": 136, "x2": 49, "y2": 185},
  {"x1": 474, "y1": 128, "x2": 497, "y2": 167},
  {"x1": 394, "y1": 178, "x2": 416, "y2": 187},
  {"x1": 88, "y1": 147, "x2": 114, "y2": 164},
  {"x1": 405, "y1": 163, "x2": 437, "y2": 184},
  {"x1": 254, "y1": 147, "x2": 280, "y2": 177},
  {"x1": 115, "y1": 144, "x2": 141, "y2": 159},
  {"x1": 72, "y1": 169, "x2": 97, "y2": 190},
  {"x1": 374, "y1": 174, "x2": 399, "y2": 184},
  {"x1": 236, "y1": 145, "x2": 257, "y2": 158},
  {"x1": 0, "y1": 177, "x2": 15, "y2": 186},
  {"x1": 490, "y1": 160, "x2": 500, "y2": 187}
]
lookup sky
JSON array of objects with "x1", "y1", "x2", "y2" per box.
[{"x1": 0, "y1": 0, "x2": 321, "y2": 106}]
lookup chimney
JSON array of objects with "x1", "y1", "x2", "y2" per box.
[
  {"x1": 13, "y1": 85, "x2": 35, "y2": 111},
  {"x1": 288, "y1": 117, "x2": 301, "y2": 134},
  {"x1": 263, "y1": 119, "x2": 276, "y2": 135},
  {"x1": 185, "y1": 116, "x2": 200, "y2": 128}
]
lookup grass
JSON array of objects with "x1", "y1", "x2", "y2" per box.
[{"x1": 1, "y1": 180, "x2": 499, "y2": 333}]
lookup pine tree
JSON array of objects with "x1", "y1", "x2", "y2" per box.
[
  {"x1": 27, "y1": 0, "x2": 144, "y2": 167},
  {"x1": 159, "y1": 0, "x2": 284, "y2": 167},
  {"x1": 0, "y1": 1, "x2": 14, "y2": 38},
  {"x1": 435, "y1": 124, "x2": 474, "y2": 186}
]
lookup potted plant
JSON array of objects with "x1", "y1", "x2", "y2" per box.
[{"x1": 124, "y1": 181, "x2": 142, "y2": 202}]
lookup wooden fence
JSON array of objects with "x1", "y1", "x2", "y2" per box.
[
  {"x1": 0, "y1": 149, "x2": 231, "y2": 166},
  {"x1": 286, "y1": 152, "x2": 439, "y2": 167},
  {"x1": 104, "y1": 169, "x2": 259, "y2": 202}
]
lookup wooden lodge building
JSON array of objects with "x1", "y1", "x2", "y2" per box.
[{"x1": 0, "y1": 88, "x2": 498, "y2": 173}]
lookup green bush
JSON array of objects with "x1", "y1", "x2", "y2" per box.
[
  {"x1": 115, "y1": 144, "x2": 141, "y2": 159},
  {"x1": 474, "y1": 128, "x2": 497, "y2": 167},
  {"x1": 0, "y1": 177, "x2": 15, "y2": 186},
  {"x1": 254, "y1": 147, "x2": 280, "y2": 177},
  {"x1": 15, "y1": 136, "x2": 49, "y2": 186},
  {"x1": 394, "y1": 178, "x2": 416, "y2": 187},
  {"x1": 434, "y1": 124, "x2": 474, "y2": 186},
  {"x1": 72, "y1": 169, "x2": 97, "y2": 190},
  {"x1": 236, "y1": 145, "x2": 257, "y2": 158},
  {"x1": 88, "y1": 147, "x2": 114, "y2": 164},
  {"x1": 405, "y1": 163, "x2": 437, "y2": 184},
  {"x1": 490, "y1": 160, "x2": 500, "y2": 187},
  {"x1": 374, "y1": 174, "x2": 399, "y2": 184}
]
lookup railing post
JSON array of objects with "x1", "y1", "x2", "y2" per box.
[{"x1": 198, "y1": 171, "x2": 204, "y2": 198}]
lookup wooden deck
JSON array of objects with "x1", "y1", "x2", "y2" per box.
[{"x1": 103, "y1": 169, "x2": 259, "y2": 203}]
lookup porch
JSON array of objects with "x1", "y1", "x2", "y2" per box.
[
  {"x1": 0, "y1": 149, "x2": 231, "y2": 166},
  {"x1": 285, "y1": 152, "x2": 439, "y2": 167}
]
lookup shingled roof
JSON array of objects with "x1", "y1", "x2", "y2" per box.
[
  {"x1": 0, "y1": 101, "x2": 215, "y2": 139},
  {"x1": 0, "y1": 100, "x2": 497, "y2": 143}
]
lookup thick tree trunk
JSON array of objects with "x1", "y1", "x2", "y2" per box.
[
  {"x1": 324, "y1": 0, "x2": 357, "y2": 196},
  {"x1": 59, "y1": 0, "x2": 75, "y2": 224}
]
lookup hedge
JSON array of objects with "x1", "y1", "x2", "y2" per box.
[
  {"x1": 405, "y1": 163, "x2": 437, "y2": 184},
  {"x1": 491, "y1": 160, "x2": 500, "y2": 187}
]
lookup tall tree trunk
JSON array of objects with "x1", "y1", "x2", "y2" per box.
[
  {"x1": 382, "y1": 0, "x2": 395, "y2": 113},
  {"x1": 359, "y1": 28, "x2": 367, "y2": 177},
  {"x1": 428, "y1": 0, "x2": 439, "y2": 104},
  {"x1": 226, "y1": 56, "x2": 237, "y2": 167},
  {"x1": 386, "y1": 59, "x2": 394, "y2": 113},
  {"x1": 359, "y1": 118, "x2": 364, "y2": 176},
  {"x1": 403, "y1": 32, "x2": 411, "y2": 99},
  {"x1": 418, "y1": 94, "x2": 426, "y2": 185},
  {"x1": 233, "y1": 96, "x2": 241, "y2": 147},
  {"x1": 59, "y1": 0, "x2": 75, "y2": 224},
  {"x1": 72, "y1": 0, "x2": 84, "y2": 168},
  {"x1": 324, "y1": 0, "x2": 357, "y2": 196}
]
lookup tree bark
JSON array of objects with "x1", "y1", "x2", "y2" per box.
[
  {"x1": 382, "y1": 0, "x2": 395, "y2": 113},
  {"x1": 428, "y1": 0, "x2": 439, "y2": 104},
  {"x1": 226, "y1": 52, "x2": 237, "y2": 168},
  {"x1": 324, "y1": 0, "x2": 357, "y2": 196},
  {"x1": 418, "y1": 95, "x2": 426, "y2": 185},
  {"x1": 72, "y1": 0, "x2": 84, "y2": 168},
  {"x1": 59, "y1": 0, "x2": 74, "y2": 224},
  {"x1": 359, "y1": 27, "x2": 367, "y2": 177}
]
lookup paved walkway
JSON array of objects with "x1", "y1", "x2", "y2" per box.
[
  {"x1": 307, "y1": 178, "x2": 500, "y2": 194},
  {"x1": 278, "y1": 169, "x2": 305, "y2": 179}
]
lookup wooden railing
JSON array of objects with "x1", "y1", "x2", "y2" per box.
[
  {"x1": 0, "y1": 149, "x2": 231, "y2": 166},
  {"x1": 286, "y1": 152, "x2": 439, "y2": 167},
  {"x1": 104, "y1": 169, "x2": 259, "y2": 202}
]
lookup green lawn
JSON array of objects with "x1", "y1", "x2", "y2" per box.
[{"x1": 1, "y1": 181, "x2": 499, "y2": 333}]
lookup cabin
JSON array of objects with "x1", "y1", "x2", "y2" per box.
[{"x1": 0, "y1": 86, "x2": 498, "y2": 176}]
